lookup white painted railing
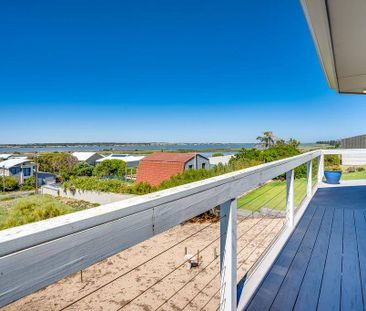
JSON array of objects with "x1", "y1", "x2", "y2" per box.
[{"x1": 0, "y1": 150, "x2": 325, "y2": 309}]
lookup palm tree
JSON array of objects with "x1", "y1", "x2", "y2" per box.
[{"x1": 256, "y1": 131, "x2": 276, "y2": 149}]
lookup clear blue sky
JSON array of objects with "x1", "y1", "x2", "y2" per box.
[{"x1": 1, "y1": 0, "x2": 365, "y2": 144}]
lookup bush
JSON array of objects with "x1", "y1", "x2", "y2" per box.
[
  {"x1": 2, "y1": 195, "x2": 73, "y2": 229},
  {"x1": 93, "y1": 160, "x2": 126, "y2": 177},
  {"x1": 37, "y1": 153, "x2": 78, "y2": 174},
  {"x1": 72, "y1": 162, "x2": 94, "y2": 177},
  {"x1": 19, "y1": 176, "x2": 36, "y2": 191},
  {"x1": 357, "y1": 167, "x2": 365, "y2": 172},
  {"x1": 324, "y1": 155, "x2": 341, "y2": 170},
  {"x1": 0, "y1": 176, "x2": 19, "y2": 192},
  {"x1": 63, "y1": 177, "x2": 157, "y2": 195}
]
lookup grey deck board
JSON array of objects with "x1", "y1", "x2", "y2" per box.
[
  {"x1": 270, "y1": 204, "x2": 327, "y2": 311},
  {"x1": 292, "y1": 204, "x2": 334, "y2": 311},
  {"x1": 317, "y1": 208, "x2": 344, "y2": 311},
  {"x1": 245, "y1": 199, "x2": 318, "y2": 311},
  {"x1": 355, "y1": 211, "x2": 366, "y2": 308},
  {"x1": 246, "y1": 185, "x2": 366, "y2": 311}
]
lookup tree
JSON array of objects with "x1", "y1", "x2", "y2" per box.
[
  {"x1": 93, "y1": 160, "x2": 126, "y2": 177},
  {"x1": 256, "y1": 131, "x2": 277, "y2": 149},
  {"x1": 287, "y1": 138, "x2": 300, "y2": 148},
  {"x1": 37, "y1": 153, "x2": 78, "y2": 174},
  {"x1": 72, "y1": 162, "x2": 94, "y2": 177}
]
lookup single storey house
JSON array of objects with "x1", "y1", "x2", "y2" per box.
[
  {"x1": 96, "y1": 154, "x2": 145, "y2": 168},
  {"x1": 0, "y1": 158, "x2": 36, "y2": 184},
  {"x1": 0, "y1": 154, "x2": 14, "y2": 161},
  {"x1": 136, "y1": 152, "x2": 209, "y2": 186},
  {"x1": 72, "y1": 152, "x2": 104, "y2": 166},
  {"x1": 208, "y1": 154, "x2": 234, "y2": 167}
]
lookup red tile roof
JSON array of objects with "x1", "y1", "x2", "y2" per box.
[{"x1": 136, "y1": 152, "x2": 196, "y2": 186}]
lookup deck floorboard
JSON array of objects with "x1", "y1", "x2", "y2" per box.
[{"x1": 245, "y1": 185, "x2": 366, "y2": 311}]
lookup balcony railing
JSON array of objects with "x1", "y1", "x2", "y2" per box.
[{"x1": 0, "y1": 149, "x2": 359, "y2": 310}]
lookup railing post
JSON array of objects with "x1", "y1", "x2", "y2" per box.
[
  {"x1": 306, "y1": 160, "x2": 312, "y2": 198},
  {"x1": 220, "y1": 198, "x2": 237, "y2": 311},
  {"x1": 317, "y1": 153, "x2": 324, "y2": 184},
  {"x1": 286, "y1": 169, "x2": 294, "y2": 227}
]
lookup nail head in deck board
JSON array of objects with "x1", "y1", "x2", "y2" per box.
[{"x1": 245, "y1": 200, "x2": 319, "y2": 311}]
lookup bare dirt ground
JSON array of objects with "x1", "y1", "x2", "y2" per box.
[{"x1": 3, "y1": 216, "x2": 284, "y2": 311}]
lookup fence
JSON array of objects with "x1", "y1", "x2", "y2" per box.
[{"x1": 0, "y1": 150, "x2": 326, "y2": 310}]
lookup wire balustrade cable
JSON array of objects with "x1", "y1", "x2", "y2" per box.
[
  {"x1": 59, "y1": 214, "x2": 226, "y2": 311},
  {"x1": 183, "y1": 211, "x2": 283, "y2": 310},
  {"x1": 153, "y1": 216, "x2": 267, "y2": 310},
  {"x1": 115, "y1": 212, "x2": 257, "y2": 310}
]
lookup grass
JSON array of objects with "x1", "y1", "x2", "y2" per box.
[
  {"x1": 0, "y1": 194, "x2": 98, "y2": 230},
  {"x1": 237, "y1": 178, "x2": 308, "y2": 212},
  {"x1": 341, "y1": 170, "x2": 366, "y2": 180}
]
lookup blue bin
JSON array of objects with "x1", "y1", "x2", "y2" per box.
[{"x1": 324, "y1": 171, "x2": 342, "y2": 184}]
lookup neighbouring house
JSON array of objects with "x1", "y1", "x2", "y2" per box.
[
  {"x1": 0, "y1": 158, "x2": 36, "y2": 184},
  {"x1": 0, "y1": 154, "x2": 14, "y2": 161},
  {"x1": 136, "y1": 152, "x2": 209, "y2": 186},
  {"x1": 72, "y1": 152, "x2": 104, "y2": 166},
  {"x1": 96, "y1": 154, "x2": 145, "y2": 168},
  {"x1": 37, "y1": 172, "x2": 57, "y2": 186},
  {"x1": 208, "y1": 154, "x2": 234, "y2": 167}
]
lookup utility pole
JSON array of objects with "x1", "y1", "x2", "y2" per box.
[{"x1": 35, "y1": 152, "x2": 39, "y2": 194}]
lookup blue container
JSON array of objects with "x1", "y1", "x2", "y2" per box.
[{"x1": 324, "y1": 171, "x2": 342, "y2": 184}]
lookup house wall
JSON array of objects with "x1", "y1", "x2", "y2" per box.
[
  {"x1": 0, "y1": 164, "x2": 35, "y2": 184},
  {"x1": 86, "y1": 154, "x2": 104, "y2": 166},
  {"x1": 184, "y1": 155, "x2": 209, "y2": 170}
]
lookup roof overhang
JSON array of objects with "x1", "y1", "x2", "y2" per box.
[{"x1": 301, "y1": 0, "x2": 366, "y2": 94}]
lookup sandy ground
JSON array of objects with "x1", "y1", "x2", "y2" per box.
[{"x1": 3, "y1": 216, "x2": 284, "y2": 311}]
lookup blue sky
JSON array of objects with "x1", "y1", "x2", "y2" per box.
[{"x1": 1, "y1": 0, "x2": 365, "y2": 144}]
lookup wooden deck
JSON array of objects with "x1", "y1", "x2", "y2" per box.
[{"x1": 246, "y1": 183, "x2": 366, "y2": 311}]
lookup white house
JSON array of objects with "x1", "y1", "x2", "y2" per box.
[
  {"x1": 0, "y1": 154, "x2": 14, "y2": 161},
  {"x1": 96, "y1": 154, "x2": 145, "y2": 168},
  {"x1": 0, "y1": 158, "x2": 36, "y2": 184},
  {"x1": 208, "y1": 155, "x2": 234, "y2": 167},
  {"x1": 71, "y1": 152, "x2": 104, "y2": 166}
]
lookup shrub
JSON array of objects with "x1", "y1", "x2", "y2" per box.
[
  {"x1": 0, "y1": 176, "x2": 19, "y2": 192},
  {"x1": 63, "y1": 177, "x2": 157, "y2": 195},
  {"x1": 37, "y1": 153, "x2": 78, "y2": 174},
  {"x1": 93, "y1": 160, "x2": 126, "y2": 177},
  {"x1": 19, "y1": 176, "x2": 36, "y2": 191},
  {"x1": 2, "y1": 195, "x2": 73, "y2": 229},
  {"x1": 72, "y1": 162, "x2": 94, "y2": 177},
  {"x1": 357, "y1": 167, "x2": 365, "y2": 172},
  {"x1": 324, "y1": 155, "x2": 341, "y2": 170}
]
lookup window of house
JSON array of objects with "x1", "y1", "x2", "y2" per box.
[
  {"x1": 188, "y1": 164, "x2": 193, "y2": 169},
  {"x1": 202, "y1": 163, "x2": 206, "y2": 169},
  {"x1": 23, "y1": 167, "x2": 31, "y2": 177},
  {"x1": 9, "y1": 167, "x2": 20, "y2": 175}
]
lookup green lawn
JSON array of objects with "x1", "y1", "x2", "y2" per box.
[
  {"x1": 341, "y1": 170, "x2": 366, "y2": 180},
  {"x1": 238, "y1": 178, "x2": 308, "y2": 212},
  {"x1": 0, "y1": 194, "x2": 98, "y2": 230}
]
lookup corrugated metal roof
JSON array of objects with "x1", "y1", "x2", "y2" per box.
[
  {"x1": 72, "y1": 152, "x2": 100, "y2": 161},
  {"x1": 0, "y1": 158, "x2": 33, "y2": 169}
]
